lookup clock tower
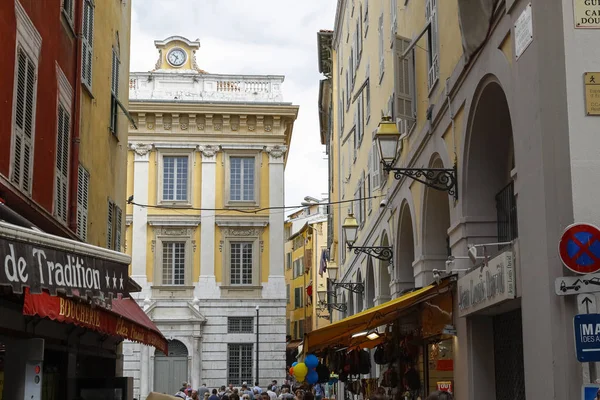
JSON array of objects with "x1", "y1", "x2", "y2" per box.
[{"x1": 153, "y1": 36, "x2": 202, "y2": 71}]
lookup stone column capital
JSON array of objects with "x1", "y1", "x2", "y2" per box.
[
  {"x1": 264, "y1": 145, "x2": 287, "y2": 162},
  {"x1": 198, "y1": 144, "x2": 220, "y2": 161},
  {"x1": 129, "y1": 143, "x2": 153, "y2": 160}
]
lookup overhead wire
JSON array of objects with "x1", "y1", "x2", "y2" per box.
[{"x1": 126, "y1": 194, "x2": 384, "y2": 217}]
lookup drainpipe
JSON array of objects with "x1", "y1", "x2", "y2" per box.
[{"x1": 68, "y1": 0, "x2": 83, "y2": 235}]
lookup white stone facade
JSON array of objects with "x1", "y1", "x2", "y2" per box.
[{"x1": 122, "y1": 36, "x2": 297, "y2": 400}]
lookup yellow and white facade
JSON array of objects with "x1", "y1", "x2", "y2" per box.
[{"x1": 123, "y1": 36, "x2": 298, "y2": 396}]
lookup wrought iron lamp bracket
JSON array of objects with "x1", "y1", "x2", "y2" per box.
[
  {"x1": 348, "y1": 245, "x2": 394, "y2": 262},
  {"x1": 327, "y1": 303, "x2": 347, "y2": 313},
  {"x1": 333, "y1": 281, "x2": 365, "y2": 294},
  {"x1": 383, "y1": 163, "x2": 458, "y2": 200}
]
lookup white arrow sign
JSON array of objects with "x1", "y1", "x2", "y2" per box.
[
  {"x1": 555, "y1": 273, "x2": 600, "y2": 295},
  {"x1": 577, "y1": 294, "x2": 598, "y2": 314}
]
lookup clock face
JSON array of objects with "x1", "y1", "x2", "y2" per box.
[{"x1": 167, "y1": 48, "x2": 186, "y2": 67}]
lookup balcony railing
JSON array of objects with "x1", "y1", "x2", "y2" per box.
[{"x1": 495, "y1": 181, "x2": 518, "y2": 243}]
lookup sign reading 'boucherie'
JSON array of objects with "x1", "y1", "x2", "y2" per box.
[
  {"x1": 458, "y1": 251, "x2": 515, "y2": 318},
  {"x1": 0, "y1": 237, "x2": 129, "y2": 299}
]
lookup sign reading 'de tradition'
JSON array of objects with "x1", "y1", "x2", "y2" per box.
[
  {"x1": 458, "y1": 251, "x2": 515, "y2": 318},
  {"x1": 0, "y1": 237, "x2": 129, "y2": 299},
  {"x1": 574, "y1": 0, "x2": 600, "y2": 28}
]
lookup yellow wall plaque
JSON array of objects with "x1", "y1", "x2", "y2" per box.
[
  {"x1": 585, "y1": 73, "x2": 600, "y2": 115},
  {"x1": 574, "y1": 0, "x2": 600, "y2": 28}
]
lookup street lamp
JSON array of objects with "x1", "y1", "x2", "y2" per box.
[
  {"x1": 316, "y1": 280, "x2": 347, "y2": 312},
  {"x1": 341, "y1": 213, "x2": 393, "y2": 263},
  {"x1": 374, "y1": 116, "x2": 458, "y2": 199}
]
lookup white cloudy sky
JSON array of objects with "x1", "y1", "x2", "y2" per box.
[{"x1": 129, "y1": 0, "x2": 337, "y2": 209}]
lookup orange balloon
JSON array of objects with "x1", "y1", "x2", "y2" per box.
[{"x1": 289, "y1": 367, "x2": 294, "y2": 375}]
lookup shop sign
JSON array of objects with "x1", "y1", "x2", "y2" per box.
[
  {"x1": 458, "y1": 251, "x2": 515, "y2": 318},
  {"x1": 0, "y1": 237, "x2": 129, "y2": 299},
  {"x1": 574, "y1": 0, "x2": 600, "y2": 28},
  {"x1": 585, "y1": 73, "x2": 600, "y2": 116},
  {"x1": 23, "y1": 290, "x2": 168, "y2": 354},
  {"x1": 437, "y1": 381, "x2": 453, "y2": 393}
]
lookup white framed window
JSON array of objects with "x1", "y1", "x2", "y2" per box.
[
  {"x1": 426, "y1": 0, "x2": 439, "y2": 91},
  {"x1": 110, "y1": 48, "x2": 120, "y2": 135},
  {"x1": 228, "y1": 317, "x2": 254, "y2": 333},
  {"x1": 106, "y1": 199, "x2": 122, "y2": 251},
  {"x1": 227, "y1": 344, "x2": 253, "y2": 386},
  {"x1": 163, "y1": 156, "x2": 188, "y2": 201},
  {"x1": 378, "y1": 13, "x2": 384, "y2": 82},
  {"x1": 225, "y1": 152, "x2": 260, "y2": 207},
  {"x1": 230, "y1": 242, "x2": 253, "y2": 285},
  {"x1": 81, "y1": 0, "x2": 94, "y2": 91},
  {"x1": 394, "y1": 37, "x2": 417, "y2": 135},
  {"x1": 54, "y1": 65, "x2": 73, "y2": 224},
  {"x1": 162, "y1": 242, "x2": 186, "y2": 285},
  {"x1": 221, "y1": 227, "x2": 262, "y2": 289},
  {"x1": 158, "y1": 151, "x2": 193, "y2": 204},
  {"x1": 11, "y1": 1, "x2": 41, "y2": 196},
  {"x1": 154, "y1": 228, "x2": 193, "y2": 288},
  {"x1": 77, "y1": 165, "x2": 90, "y2": 241}
]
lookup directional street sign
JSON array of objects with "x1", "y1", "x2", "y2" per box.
[
  {"x1": 559, "y1": 223, "x2": 600, "y2": 274},
  {"x1": 578, "y1": 294, "x2": 598, "y2": 314},
  {"x1": 574, "y1": 314, "x2": 600, "y2": 362},
  {"x1": 555, "y1": 273, "x2": 600, "y2": 296}
]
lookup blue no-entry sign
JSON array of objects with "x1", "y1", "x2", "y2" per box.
[
  {"x1": 574, "y1": 313, "x2": 600, "y2": 362},
  {"x1": 559, "y1": 223, "x2": 600, "y2": 274}
]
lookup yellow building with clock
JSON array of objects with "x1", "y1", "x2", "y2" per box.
[{"x1": 122, "y1": 36, "x2": 299, "y2": 398}]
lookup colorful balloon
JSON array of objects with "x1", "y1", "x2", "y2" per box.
[
  {"x1": 289, "y1": 367, "x2": 294, "y2": 375},
  {"x1": 293, "y1": 362, "x2": 308, "y2": 377},
  {"x1": 292, "y1": 362, "x2": 298, "y2": 367},
  {"x1": 307, "y1": 370, "x2": 319, "y2": 384},
  {"x1": 305, "y1": 354, "x2": 319, "y2": 369}
]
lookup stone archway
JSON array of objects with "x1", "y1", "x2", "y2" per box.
[
  {"x1": 365, "y1": 258, "x2": 375, "y2": 309},
  {"x1": 418, "y1": 156, "x2": 452, "y2": 286},
  {"x1": 154, "y1": 339, "x2": 189, "y2": 395},
  {"x1": 461, "y1": 76, "x2": 522, "y2": 400},
  {"x1": 394, "y1": 201, "x2": 416, "y2": 296},
  {"x1": 356, "y1": 269, "x2": 364, "y2": 312},
  {"x1": 378, "y1": 233, "x2": 392, "y2": 304}
]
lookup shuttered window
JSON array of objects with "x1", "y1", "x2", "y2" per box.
[
  {"x1": 107, "y1": 199, "x2": 114, "y2": 249},
  {"x1": 62, "y1": 0, "x2": 74, "y2": 25},
  {"x1": 294, "y1": 287, "x2": 303, "y2": 308},
  {"x1": 55, "y1": 104, "x2": 70, "y2": 223},
  {"x1": 110, "y1": 49, "x2": 120, "y2": 135},
  {"x1": 371, "y1": 132, "x2": 382, "y2": 190},
  {"x1": 390, "y1": 0, "x2": 397, "y2": 44},
  {"x1": 77, "y1": 165, "x2": 90, "y2": 241},
  {"x1": 357, "y1": 95, "x2": 364, "y2": 145},
  {"x1": 286, "y1": 284, "x2": 290, "y2": 304},
  {"x1": 81, "y1": 0, "x2": 94, "y2": 90},
  {"x1": 364, "y1": 0, "x2": 369, "y2": 37},
  {"x1": 106, "y1": 199, "x2": 123, "y2": 250},
  {"x1": 394, "y1": 37, "x2": 416, "y2": 135},
  {"x1": 11, "y1": 47, "x2": 37, "y2": 195},
  {"x1": 378, "y1": 14, "x2": 384, "y2": 81},
  {"x1": 426, "y1": 0, "x2": 439, "y2": 90}
]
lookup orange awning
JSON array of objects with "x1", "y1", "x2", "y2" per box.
[{"x1": 304, "y1": 279, "x2": 453, "y2": 354}]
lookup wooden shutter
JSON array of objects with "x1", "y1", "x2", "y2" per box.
[
  {"x1": 357, "y1": 95, "x2": 364, "y2": 144},
  {"x1": 426, "y1": 0, "x2": 439, "y2": 89},
  {"x1": 81, "y1": 0, "x2": 94, "y2": 89},
  {"x1": 107, "y1": 199, "x2": 114, "y2": 249},
  {"x1": 394, "y1": 37, "x2": 415, "y2": 134},
  {"x1": 378, "y1": 14, "x2": 384, "y2": 78},
  {"x1": 111, "y1": 50, "x2": 119, "y2": 96},
  {"x1": 391, "y1": 0, "x2": 397, "y2": 40},
  {"x1": 371, "y1": 134, "x2": 381, "y2": 189},
  {"x1": 55, "y1": 105, "x2": 70, "y2": 223},
  {"x1": 77, "y1": 165, "x2": 90, "y2": 241},
  {"x1": 12, "y1": 47, "x2": 36, "y2": 194},
  {"x1": 115, "y1": 205, "x2": 123, "y2": 251}
]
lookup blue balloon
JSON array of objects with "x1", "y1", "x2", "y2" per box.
[
  {"x1": 305, "y1": 354, "x2": 319, "y2": 369},
  {"x1": 292, "y1": 362, "x2": 298, "y2": 367},
  {"x1": 307, "y1": 370, "x2": 319, "y2": 384}
]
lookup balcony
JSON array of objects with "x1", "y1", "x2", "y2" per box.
[
  {"x1": 129, "y1": 72, "x2": 285, "y2": 103},
  {"x1": 495, "y1": 181, "x2": 518, "y2": 243}
]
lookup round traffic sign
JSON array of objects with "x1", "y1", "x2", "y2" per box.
[{"x1": 559, "y1": 223, "x2": 600, "y2": 274}]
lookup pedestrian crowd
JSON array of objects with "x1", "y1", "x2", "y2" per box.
[{"x1": 170, "y1": 381, "x2": 452, "y2": 400}]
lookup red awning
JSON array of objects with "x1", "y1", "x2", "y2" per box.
[{"x1": 23, "y1": 290, "x2": 167, "y2": 354}]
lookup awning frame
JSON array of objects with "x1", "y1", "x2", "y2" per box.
[{"x1": 304, "y1": 278, "x2": 454, "y2": 354}]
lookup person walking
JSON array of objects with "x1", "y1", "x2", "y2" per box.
[{"x1": 209, "y1": 389, "x2": 220, "y2": 400}]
